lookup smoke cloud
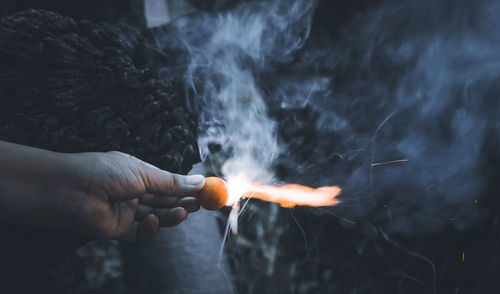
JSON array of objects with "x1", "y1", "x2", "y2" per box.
[
  {"x1": 153, "y1": 0, "x2": 499, "y2": 235},
  {"x1": 153, "y1": 0, "x2": 317, "y2": 184}
]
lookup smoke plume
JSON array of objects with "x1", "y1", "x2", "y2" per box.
[{"x1": 153, "y1": 0, "x2": 500, "y2": 235}]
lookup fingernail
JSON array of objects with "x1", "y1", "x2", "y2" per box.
[{"x1": 186, "y1": 175, "x2": 205, "y2": 186}]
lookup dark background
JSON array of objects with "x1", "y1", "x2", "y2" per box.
[{"x1": 1, "y1": 1, "x2": 499, "y2": 293}]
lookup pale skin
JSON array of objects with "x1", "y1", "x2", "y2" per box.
[{"x1": 0, "y1": 140, "x2": 205, "y2": 241}]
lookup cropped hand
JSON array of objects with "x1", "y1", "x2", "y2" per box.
[
  {"x1": 0, "y1": 141, "x2": 205, "y2": 242},
  {"x1": 67, "y1": 151, "x2": 204, "y2": 241}
]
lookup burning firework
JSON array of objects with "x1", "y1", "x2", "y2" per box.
[
  {"x1": 197, "y1": 174, "x2": 342, "y2": 236},
  {"x1": 196, "y1": 174, "x2": 341, "y2": 237},
  {"x1": 198, "y1": 175, "x2": 341, "y2": 210},
  {"x1": 198, "y1": 177, "x2": 229, "y2": 210}
]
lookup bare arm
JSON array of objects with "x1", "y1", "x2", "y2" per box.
[{"x1": 0, "y1": 140, "x2": 205, "y2": 241}]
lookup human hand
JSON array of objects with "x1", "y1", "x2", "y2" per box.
[{"x1": 65, "y1": 151, "x2": 204, "y2": 241}]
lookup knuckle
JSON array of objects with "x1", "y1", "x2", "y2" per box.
[
  {"x1": 107, "y1": 150, "x2": 125, "y2": 156},
  {"x1": 106, "y1": 151, "x2": 137, "y2": 161},
  {"x1": 170, "y1": 173, "x2": 181, "y2": 195}
]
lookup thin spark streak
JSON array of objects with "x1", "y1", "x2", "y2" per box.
[
  {"x1": 371, "y1": 159, "x2": 408, "y2": 167},
  {"x1": 379, "y1": 228, "x2": 436, "y2": 294},
  {"x1": 432, "y1": 206, "x2": 458, "y2": 221},
  {"x1": 316, "y1": 207, "x2": 356, "y2": 224}
]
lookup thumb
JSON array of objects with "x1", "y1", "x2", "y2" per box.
[{"x1": 139, "y1": 161, "x2": 205, "y2": 197}]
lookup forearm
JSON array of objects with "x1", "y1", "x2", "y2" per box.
[{"x1": 0, "y1": 140, "x2": 84, "y2": 228}]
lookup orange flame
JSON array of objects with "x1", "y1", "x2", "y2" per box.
[{"x1": 225, "y1": 174, "x2": 341, "y2": 208}]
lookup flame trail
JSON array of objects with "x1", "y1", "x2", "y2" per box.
[
  {"x1": 225, "y1": 174, "x2": 341, "y2": 208},
  {"x1": 224, "y1": 174, "x2": 341, "y2": 235}
]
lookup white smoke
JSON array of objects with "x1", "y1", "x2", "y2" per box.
[
  {"x1": 165, "y1": 0, "x2": 318, "y2": 183},
  {"x1": 145, "y1": 1, "x2": 500, "y2": 291},
  {"x1": 151, "y1": 0, "x2": 500, "y2": 237}
]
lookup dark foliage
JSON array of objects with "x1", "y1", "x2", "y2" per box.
[
  {"x1": 0, "y1": 0, "x2": 143, "y2": 25},
  {"x1": 0, "y1": 9, "x2": 200, "y2": 293},
  {"x1": 0, "y1": 9, "x2": 199, "y2": 172}
]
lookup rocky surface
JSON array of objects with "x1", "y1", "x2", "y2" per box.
[
  {"x1": 0, "y1": 0, "x2": 143, "y2": 25},
  {"x1": 0, "y1": 9, "x2": 199, "y2": 172}
]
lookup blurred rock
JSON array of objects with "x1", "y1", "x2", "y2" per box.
[
  {"x1": 0, "y1": 9, "x2": 200, "y2": 293},
  {"x1": 0, "y1": 0, "x2": 144, "y2": 25}
]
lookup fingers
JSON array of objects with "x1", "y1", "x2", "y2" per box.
[
  {"x1": 120, "y1": 208, "x2": 188, "y2": 241},
  {"x1": 157, "y1": 207, "x2": 187, "y2": 227},
  {"x1": 140, "y1": 214, "x2": 160, "y2": 240},
  {"x1": 138, "y1": 161, "x2": 205, "y2": 197},
  {"x1": 135, "y1": 205, "x2": 189, "y2": 226},
  {"x1": 120, "y1": 214, "x2": 159, "y2": 241},
  {"x1": 139, "y1": 194, "x2": 200, "y2": 212}
]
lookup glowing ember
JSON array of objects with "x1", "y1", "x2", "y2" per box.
[
  {"x1": 225, "y1": 174, "x2": 341, "y2": 208},
  {"x1": 371, "y1": 158, "x2": 408, "y2": 167}
]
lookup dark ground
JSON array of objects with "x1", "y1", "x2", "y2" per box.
[{"x1": 0, "y1": 1, "x2": 499, "y2": 294}]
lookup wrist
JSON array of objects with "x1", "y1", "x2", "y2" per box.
[
  {"x1": 0, "y1": 141, "x2": 93, "y2": 230},
  {"x1": 46, "y1": 152, "x2": 94, "y2": 231}
]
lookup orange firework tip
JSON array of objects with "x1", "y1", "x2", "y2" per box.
[{"x1": 197, "y1": 177, "x2": 228, "y2": 210}]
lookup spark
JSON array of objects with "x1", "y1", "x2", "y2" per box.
[
  {"x1": 379, "y1": 228, "x2": 436, "y2": 294},
  {"x1": 432, "y1": 206, "x2": 458, "y2": 221},
  {"x1": 371, "y1": 158, "x2": 408, "y2": 167},
  {"x1": 316, "y1": 207, "x2": 356, "y2": 224}
]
